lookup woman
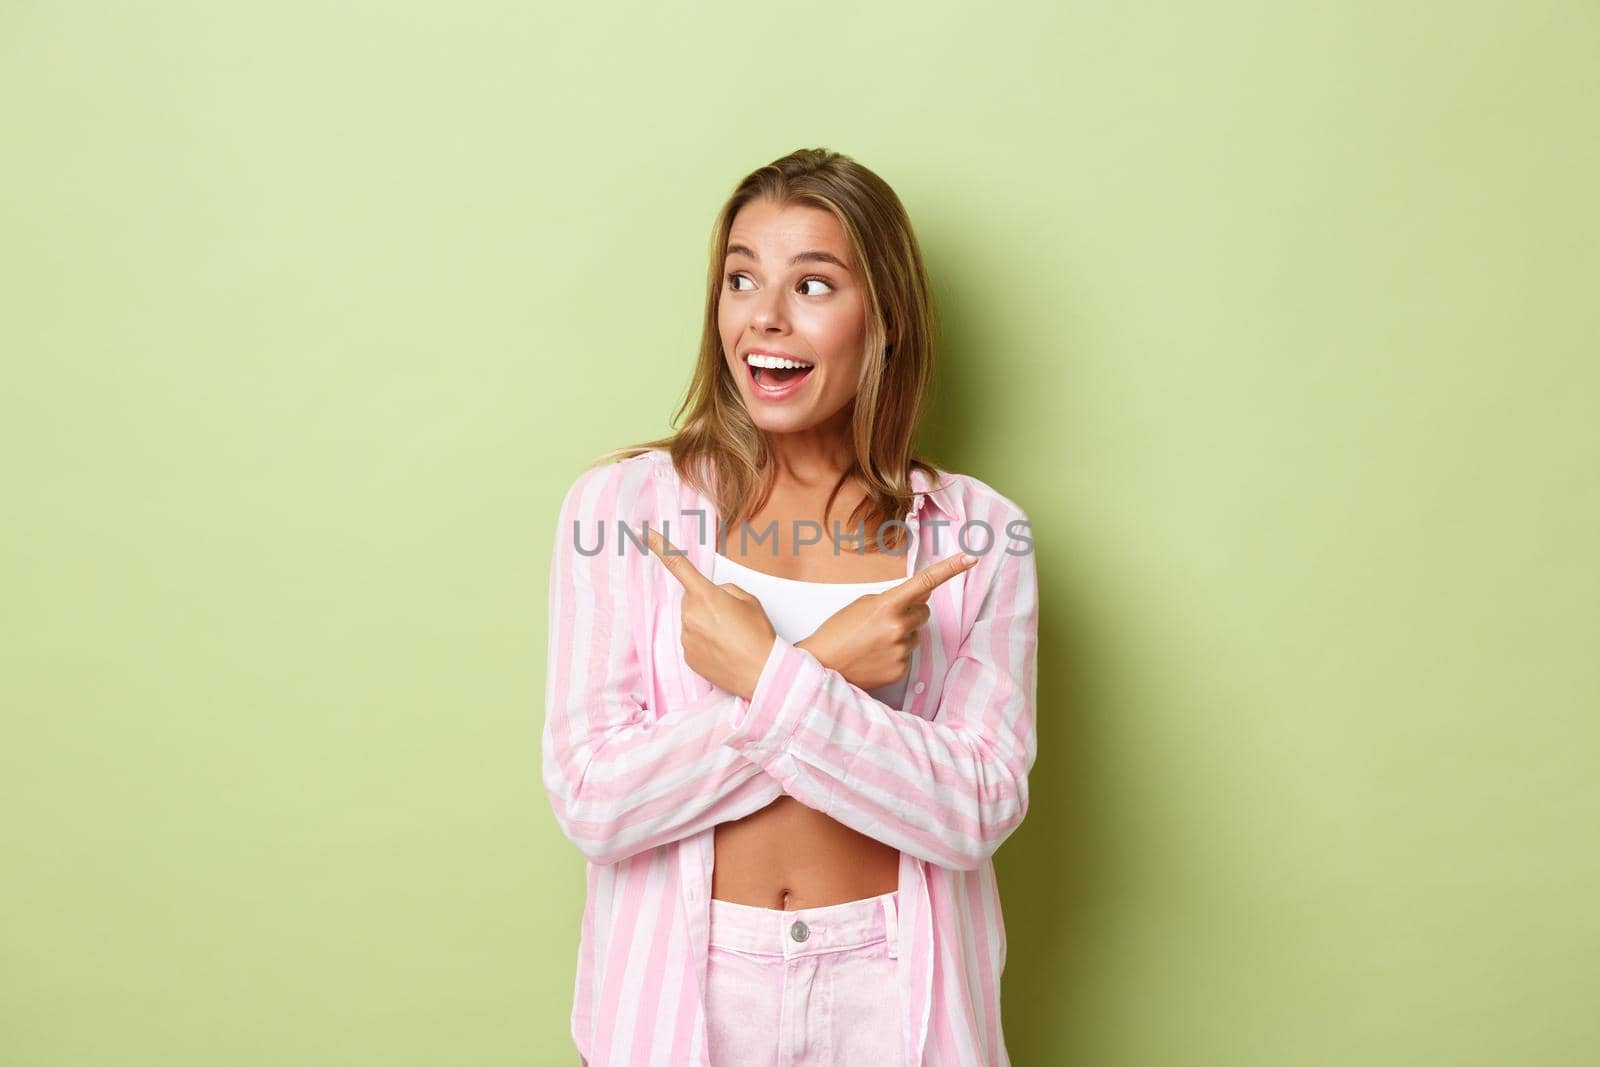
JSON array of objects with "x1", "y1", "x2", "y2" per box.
[{"x1": 543, "y1": 148, "x2": 1039, "y2": 1066}]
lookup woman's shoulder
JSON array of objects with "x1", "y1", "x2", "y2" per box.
[
  {"x1": 557, "y1": 449, "x2": 667, "y2": 517},
  {"x1": 921, "y1": 464, "x2": 1030, "y2": 525},
  {"x1": 924, "y1": 468, "x2": 1036, "y2": 585},
  {"x1": 576, "y1": 447, "x2": 667, "y2": 482}
]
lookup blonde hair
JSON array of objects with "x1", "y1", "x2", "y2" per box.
[{"x1": 596, "y1": 147, "x2": 944, "y2": 553}]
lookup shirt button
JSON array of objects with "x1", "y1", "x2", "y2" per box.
[
  {"x1": 790, "y1": 920, "x2": 809, "y2": 943},
  {"x1": 914, "y1": 682, "x2": 926, "y2": 694}
]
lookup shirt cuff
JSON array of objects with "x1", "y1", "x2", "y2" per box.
[{"x1": 725, "y1": 636, "x2": 824, "y2": 767}]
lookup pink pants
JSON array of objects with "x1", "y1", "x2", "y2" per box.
[{"x1": 704, "y1": 888, "x2": 902, "y2": 1066}]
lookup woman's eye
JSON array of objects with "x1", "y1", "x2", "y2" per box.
[{"x1": 724, "y1": 272, "x2": 832, "y2": 295}]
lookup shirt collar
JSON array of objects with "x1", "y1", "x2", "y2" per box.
[
  {"x1": 910, "y1": 464, "x2": 960, "y2": 524},
  {"x1": 659, "y1": 449, "x2": 959, "y2": 526}
]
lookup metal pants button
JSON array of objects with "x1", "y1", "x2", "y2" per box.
[{"x1": 789, "y1": 920, "x2": 809, "y2": 942}]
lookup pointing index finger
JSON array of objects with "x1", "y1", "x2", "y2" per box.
[
  {"x1": 640, "y1": 522, "x2": 715, "y2": 595},
  {"x1": 887, "y1": 550, "x2": 978, "y2": 606}
]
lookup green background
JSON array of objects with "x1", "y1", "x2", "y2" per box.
[{"x1": 3, "y1": 2, "x2": 1596, "y2": 1064}]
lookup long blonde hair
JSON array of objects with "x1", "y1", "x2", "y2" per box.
[{"x1": 596, "y1": 147, "x2": 944, "y2": 553}]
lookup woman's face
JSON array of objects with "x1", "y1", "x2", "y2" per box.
[{"x1": 718, "y1": 199, "x2": 871, "y2": 435}]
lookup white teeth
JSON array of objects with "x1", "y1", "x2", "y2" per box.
[{"x1": 745, "y1": 353, "x2": 814, "y2": 370}]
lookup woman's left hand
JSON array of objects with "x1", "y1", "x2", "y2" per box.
[{"x1": 642, "y1": 524, "x2": 776, "y2": 701}]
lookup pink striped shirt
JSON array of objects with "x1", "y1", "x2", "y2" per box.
[{"x1": 542, "y1": 448, "x2": 1039, "y2": 1065}]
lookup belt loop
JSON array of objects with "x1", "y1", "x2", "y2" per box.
[{"x1": 882, "y1": 895, "x2": 898, "y2": 959}]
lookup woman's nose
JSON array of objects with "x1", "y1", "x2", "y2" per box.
[{"x1": 751, "y1": 288, "x2": 789, "y2": 329}]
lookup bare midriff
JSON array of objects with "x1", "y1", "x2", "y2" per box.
[
  {"x1": 710, "y1": 488, "x2": 910, "y2": 911},
  {"x1": 712, "y1": 796, "x2": 902, "y2": 909}
]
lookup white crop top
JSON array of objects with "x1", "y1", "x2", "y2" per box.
[{"x1": 711, "y1": 552, "x2": 911, "y2": 711}]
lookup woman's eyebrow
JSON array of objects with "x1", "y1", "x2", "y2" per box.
[{"x1": 726, "y1": 243, "x2": 852, "y2": 273}]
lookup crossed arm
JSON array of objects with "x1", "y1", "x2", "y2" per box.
[{"x1": 541, "y1": 461, "x2": 1039, "y2": 870}]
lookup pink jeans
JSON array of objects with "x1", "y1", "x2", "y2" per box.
[{"x1": 704, "y1": 888, "x2": 902, "y2": 1066}]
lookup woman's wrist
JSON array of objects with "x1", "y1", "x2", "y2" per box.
[
  {"x1": 741, "y1": 634, "x2": 778, "y2": 702},
  {"x1": 794, "y1": 635, "x2": 833, "y2": 671}
]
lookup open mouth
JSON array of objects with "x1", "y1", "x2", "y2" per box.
[{"x1": 744, "y1": 353, "x2": 815, "y2": 398}]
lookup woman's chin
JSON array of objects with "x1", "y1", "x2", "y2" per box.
[{"x1": 747, "y1": 408, "x2": 811, "y2": 432}]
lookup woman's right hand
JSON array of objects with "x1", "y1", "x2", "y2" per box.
[
  {"x1": 642, "y1": 524, "x2": 777, "y2": 702},
  {"x1": 798, "y1": 551, "x2": 978, "y2": 692}
]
